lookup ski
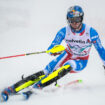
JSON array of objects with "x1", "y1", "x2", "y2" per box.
[
  {"x1": 44, "y1": 79, "x2": 83, "y2": 92},
  {"x1": 22, "y1": 79, "x2": 83, "y2": 100},
  {"x1": 0, "y1": 79, "x2": 82, "y2": 102}
]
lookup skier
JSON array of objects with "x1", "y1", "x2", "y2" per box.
[{"x1": 1, "y1": 5, "x2": 105, "y2": 101}]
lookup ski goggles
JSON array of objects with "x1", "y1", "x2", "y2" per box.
[{"x1": 67, "y1": 17, "x2": 82, "y2": 23}]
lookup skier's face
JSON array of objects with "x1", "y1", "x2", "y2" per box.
[
  {"x1": 67, "y1": 17, "x2": 82, "y2": 31},
  {"x1": 70, "y1": 22, "x2": 82, "y2": 30}
]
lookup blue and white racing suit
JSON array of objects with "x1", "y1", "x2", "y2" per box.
[{"x1": 44, "y1": 23, "x2": 105, "y2": 74}]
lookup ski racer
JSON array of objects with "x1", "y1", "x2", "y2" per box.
[{"x1": 1, "y1": 5, "x2": 105, "y2": 101}]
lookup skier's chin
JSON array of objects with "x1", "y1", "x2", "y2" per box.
[{"x1": 70, "y1": 23, "x2": 82, "y2": 31}]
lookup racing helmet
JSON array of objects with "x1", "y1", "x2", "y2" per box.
[{"x1": 67, "y1": 5, "x2": 84, "y2": 23}]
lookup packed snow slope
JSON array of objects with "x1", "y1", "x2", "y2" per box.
[{"x1": 0, "y1": 0, "x2": 105, "y2": 105}]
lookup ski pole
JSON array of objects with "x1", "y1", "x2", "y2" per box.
[
  {"x1": 0, "y1": 45, "x2": 65, "y2": 60},
  {"x1": 0, "y1": 51, "x2": 46, "y2": 60}
]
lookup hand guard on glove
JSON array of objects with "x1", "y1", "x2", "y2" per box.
[{"x1": 47, "y1": 45, "x2": 65, "y2": 56}]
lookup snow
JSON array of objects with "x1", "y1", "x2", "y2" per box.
[{"x1": 0, "y1": 0, "x2": 105, "y2": 105}]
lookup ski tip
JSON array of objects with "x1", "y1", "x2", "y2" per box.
[{"x1": 78, "y1": 79, "x2": 83, "y2": 83}]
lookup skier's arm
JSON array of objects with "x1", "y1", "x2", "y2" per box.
[
  {"x1": 47, "y1": 27, "x2": 66, "y2": 51},
  {"x1": 90, "y1": 28, "x2": 105, "y2": 66}
]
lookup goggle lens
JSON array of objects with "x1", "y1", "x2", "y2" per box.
[{"x1": 68, "y1": 17, "x2": 82, "y2": 23}]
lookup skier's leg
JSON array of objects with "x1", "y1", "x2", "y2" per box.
[
  {"x1": 33, "y1": 51, "x2": 73, "y2": 88},
  {"x1": 33, "y1": 65, "x2": 72, "y2": 89},
  {"x1": 0, "y1": 70, "x2": 46, "y2": 101},
  {"x1": 1, "y1": 71, "x2": 45, "y2": 95},
  {"x1": 33, "y1": 59, "x2": 88, "y2": 89},
  {"x1": 14, "y1": 71, "x2": 45, "y2": 93},
  {"x1": 64, "y1": 59, "x2": 88, "y2": 72}
]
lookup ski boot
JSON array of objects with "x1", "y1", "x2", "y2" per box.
[
  {"x1": 0, "y1": 92, "x2": 8, "y2": 102},
  {"x1": 0, "y1": 86, "x2": 15, "y2": 102}
]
